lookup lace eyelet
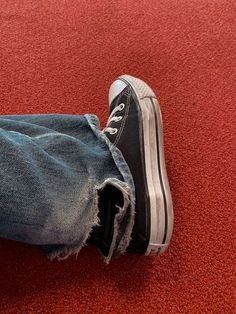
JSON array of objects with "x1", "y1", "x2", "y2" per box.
[
  {"x1": 110, "y1": 128, "x2": 118, "y2": 135},
  {"x1": 115, "y1": 116, "x2": 122, "y2": 122},
  {"x1": 119, "y1": 103, "x2": 125, "y2": 111}
]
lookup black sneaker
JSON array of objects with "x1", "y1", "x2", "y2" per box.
[{"x1": 103, "y1": 75, "x2": 174, "y2": 255}]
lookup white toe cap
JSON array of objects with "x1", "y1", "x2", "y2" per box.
[{"x1": 109, "y1": 79, "x2": 128, "y2": 105}]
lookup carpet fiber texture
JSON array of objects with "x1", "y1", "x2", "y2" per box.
[{"x1": 0, "y1": 1, "x2": 235, "y2": 313}]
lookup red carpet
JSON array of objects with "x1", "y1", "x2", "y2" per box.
[{"x1": 0, "y1": 1, "x2": 235, "y2": 313}]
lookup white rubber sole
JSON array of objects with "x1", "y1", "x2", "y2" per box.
[{"x1": 118, "y1": 75, "x2": 174, "y2": 255}]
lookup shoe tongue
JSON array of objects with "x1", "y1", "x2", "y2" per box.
[
  {"x1": 109, "y1": 86, "x2": 130, "y2": 112},
  {"x1": 109, "y1": 80, "x2": 128, "y2": 105}
]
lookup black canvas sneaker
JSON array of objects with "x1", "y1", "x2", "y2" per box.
[{"x1": 103, "y1": 75, "x2": 174, "y2": 255}]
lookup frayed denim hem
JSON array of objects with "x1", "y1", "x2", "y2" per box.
[{"x1": 44, "y1": 177, "x2": 134, "y2": 264}]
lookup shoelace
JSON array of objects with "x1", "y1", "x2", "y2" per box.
[{"x1": 103, "y1": 103, "x2": 125, "y2": 135}]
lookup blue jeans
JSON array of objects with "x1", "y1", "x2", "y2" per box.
[{"x1": 0, "y1": 114, "x2": 135, "y2": 263}]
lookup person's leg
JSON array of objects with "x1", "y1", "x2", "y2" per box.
[{"x1": 0, "y1": 114, "x2": 135, "y2": 263}]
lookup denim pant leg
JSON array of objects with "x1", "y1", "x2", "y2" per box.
[{"x1": 0, "y1": 114, "x2": 135, "y2": 263}]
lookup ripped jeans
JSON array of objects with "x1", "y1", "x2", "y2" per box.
[{"x1": 0, "y1": 114, "x2": 135, "y2": 263}]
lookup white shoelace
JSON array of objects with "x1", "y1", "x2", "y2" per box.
[{"x1": 103, "y1": 103, "x2": 125, "y2": 135}]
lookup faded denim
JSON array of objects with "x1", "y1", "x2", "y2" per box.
[{"x1": 0, "y1": 114, "x2": 135, "y2": 263}]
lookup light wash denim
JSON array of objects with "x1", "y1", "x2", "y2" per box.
[{"x1": 0, "y1": 114, "x2": 135, "y2": 263}]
